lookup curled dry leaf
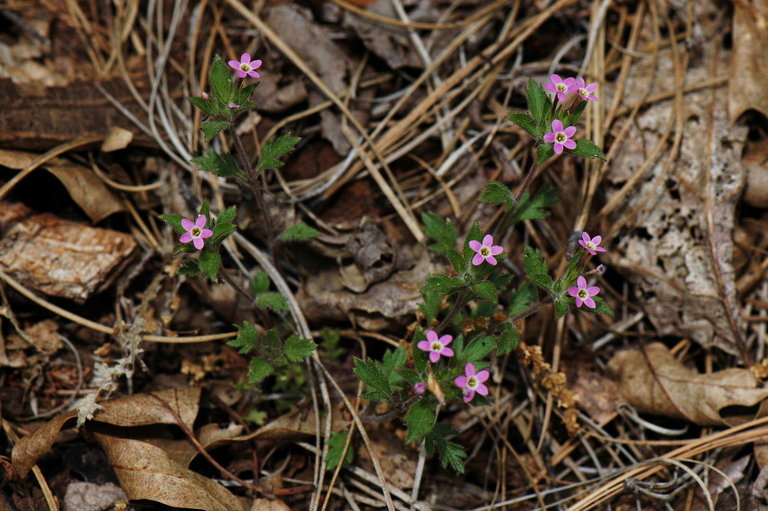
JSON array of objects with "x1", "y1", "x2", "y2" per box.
[
  {"x1": 12, "y1": 387, "x2": 201, "y2": 478},
  {"x1": 231, "y1": 404, "x2": 347, "y2": 443},
  {"x1": 92, "y1": 433, "x2": 244, "y2": 511},
  {"x1": 607, "y1": 343, "x2": 768, "y2": 426}
]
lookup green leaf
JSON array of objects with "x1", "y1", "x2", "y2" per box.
[
  {"x1": 228, "y1": 321, "x2": 260, "y2": 354},
  {"x1": 383, "y1": 347, "x2": 407, "y2": 387},
  {"x1": 326, "y1": 431, "x2": 354, "y2": 471},
  {"x1": 522, "y1": 246, "x2": 553, "y2": 292},
  {"x1": 497, "y1": 323, "x2": 518, "y2": 355},
  {"x1": 584, "y1": 296, "x2": 614, "y2": 316},
  {"x1": 463, "y1": 223, "x2": 483, "y2": 261},
  {"x1": 419, "y1": 290, "x2": 442, "y2": 322},
  {"x1": 279, "y1": 222, "x2": 319, "y2": 242},
  {"x1": 353, "y1": 357, "x2": 392, "y2": 401},
  {"x1": 234, "y1": 84, "x2": 258, "y2": 104},
  {"x1": 569, "y1": 139, "x2": 606, "y2": 160},
  {"x1": 257, "y1": 134, "x2": 301, "y2": 171},
  {"x1": 479, "y1": 182, "x2": 516, "y2": 211},
  {"x1": 425, "y1": 424, "x2": 466, "y2": 473},
  {"x1": 210, "y1": 55, "x2": 234, "y2": 104},
  {"x1": 247, "y1": 358, "x2": 273, "y2": 384},
  {"x1": 172, "y1": 243, "x2": 196, "y2": 258},
  {"x1": 472, "y1": 281, "x2": 497, "y2": 301},
  {"x1": 508, "y1": 113, "x2": 537, "y2": 138},
  {"x1": 198, "y1": 200, "x2": 210, "y2": 220},
  {"x1": 554, "y1": 299, "x2": 569, "y2": 318},
  {"x1": 251, "y1": 270, "x2": 270, "y2": 295},
  {"x1": 217, "y1": 205, "x2": 237, "y2": 225},
  {"x1": 255, "y1": 292, "x2": 289, "y2": 312},
  {"x1": 462, "y1": 335, "x2": 495, "y2": 363},
  {"x1": 159, "y1": 213, "x2": 185, "y2": 235},
  {"x1": 526, "y1": 79, "x2": 550, "y2": 122},
  {"x1": 199, "y1": 249, "x2": 221, "y2": 280},
  {"x1": 537, "y1": 143, "x2": 555, "y2": 164},
  {"x1": 213, "y1": 222, "x2": 236, "y2": 243},
  {"x1": 569, "y1": 100, "x2": 587, "y2": 123},
  {"x1": 192, "y1": 150, "x2": 242, "y2": 178},
  {"x1": 405, "y1": 399, "x2": 437, "y2": 443},
  {"x1": 187, "y1": 96, "x2": 214, "y2": 116},
  {"x1": 447, "y1": 249, "x2": 466, "y2": 275},
  {"x1": 284, "y1": 335, "x2": 318, "y2": 362},
  {"x1": 202, "y1": 121, "x2": 231, "y2": 142},
  {"x1": 510, "y1": 184, "x2": 561, "y2": 224},
  {"x1": 177, "y1": 260, "x2": 199, "y2": 276},
  {"x1": 423, "y1": 275, "x2": 465, "y2": 295},
  {"x1": 421, "y1": 212, "x2": 457, "y2": 254},
  {"x1": 508, "y1": 283, "x2": 537, "y2": 316}
]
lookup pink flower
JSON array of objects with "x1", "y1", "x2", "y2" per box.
[
  {"x1": 568, "y1": 276, "x2": 600, "y2": 309},
  {"x1": 578, "y1": 232, "x2": 607, "y2": 255},
  {"x1": 543, "y1": 119, "x2": 577, "y2": 155},
  {"x1": 469, "y1": 234, "x2": 503, "y2": 266},
  {"x1": 414, "y1": 382, "x2": 426, "y2": 394},
  {"x1": 179, "y1": 215, "x2": 213, "y2": 250},
  {"x1": 569, "y1": 77, "x2": 598, "y2": 102},
  {"x1": 228, "y1": 102, "x2": 239, "y2": 109},
  {"x1": 417, "y1": 330, "x2": 454, "y2": 363},
  {"x1": 454, "y1": 363, "x2": 489, "y2": 403},
  {"x1": 544, "y1": 74, "x2": 576, "y2": 102},
  {"x1": 201, "y1": 91, "x2": 209, "y2": 100},
  {"x1": 228, "y1": 53, "x2": 262, "y2": 79}
]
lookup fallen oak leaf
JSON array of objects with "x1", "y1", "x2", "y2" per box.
[{"x1": 607, "y1": 343, "x2": 768, "y2": 426}]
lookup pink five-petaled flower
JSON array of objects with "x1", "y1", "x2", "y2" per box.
[
  {"x1": 228, "y1": 53, "x2": 262, "y2": 79},
  {"x1": 414, "y1": 382, "x2": 426, "y2": 394},
  {"x1": 417, "y1": 330, "x2": 454, "y2": 363},
  {"x1": 544, "y1": 74, "x2": 576, "y2": 102},
  {"x1": 544, "y1": 120, "x2": 577, "y2": 155},
  {"x1": 179, "y1": 215, "x2": 213, "y2": 250},
  {"x1": 578, "y1": 232, "x2": 607, "y2": 256},
  {"x1": 568, "y1": 276, "x2": 600, "y2": 309},
  {"x1": 569, "y1": 77, "x2": 599, "y2": 102},
  {"x1": 469, "y1": 234, "x2": 503, "y2": 266},
  {"x1": 454, "y1": 363, "x2": 489, "y2": 403}
]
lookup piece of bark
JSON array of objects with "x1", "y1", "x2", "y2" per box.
[{"x1": 0, "y1": 209, "x2": 137, "y2": 302}]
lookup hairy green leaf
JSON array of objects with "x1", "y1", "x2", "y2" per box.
[
  {"x1": 228, "y1": 321, "x2": 260, "y2": 354},
  {"x1": 279, "y1": 222, "x2": 319, "y2": 242},
  {"x1": 202, "y1": 121, "x2": 230, "y2": 142},
  {"x1": 326, "y1": 431, "x2": 354, "y2": 471},
  {"x1": 569, "y1": 139, "x2": 607, "y2": 160},
  {"x1": 247, "y1": 358, "x2": 273, "y2": 384},
  {"x1": 479, "y1": 182, "x2": 516, "y2": 211},
  {"x1": 508, "y1": 113, "x2": 537, "y2": 138},
  {"x1": 405, "y1": 399, "x2": 437, "y2": 443},
  {"x1": 522, "y1": 246, "x2": 552, "y2": 292},
  {"x1": 198, "y1": 249, "x2": 221, "y2": 280},
  {"x1": 423, "y1": 275, "x2": 465, "y2": 295},
  {"x1": 353, "y1": 357, "x2": 392, "y2": 401},
  {"x1": 283, "y1": 335, "x2": 317, "y2": 362},
  {"x1": 526, "y1": 79, "x2": 550, "y2": 122},
  {"x1": 257, "y1": 134, "x2": 301, "y2": 171}
]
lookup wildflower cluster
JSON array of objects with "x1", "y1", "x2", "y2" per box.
[{"x1": 353, "y1": 73, "x2": 611, "y2": 472}]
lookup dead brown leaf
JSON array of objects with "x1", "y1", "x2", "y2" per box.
[
  {"x1": 93, "y1": 433, "x2": 244, "y2": 511},
  {"x1": 0, "y1": 149, "x2": 125, "y2": 223},
  {"x1": 231, "y1": 405, "x2": 347, "y2": 443},
  {"x1": 729, "y1": 0, "x2": 768, "y2": 122},
  {"x1": 12, "y1": 387, "x2": 201, "y2": 478},
  {"x1": 249, "y1": 498, "x2": 290, "y2": 511},
  {"x1": 100, "y1": 126, "x2": 134, "y2": 153},
  {"x1": 607, "y1": 343, "x2": 768, "y2": 426}
]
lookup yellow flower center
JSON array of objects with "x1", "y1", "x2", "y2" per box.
[
  {"x1": 430, "y1": 342, "x2": 443, "y2": 352},
  {"x1": 467, "y1": 376, "x2": 478, "y2": 389},
  {"x1": 191, "y1": 227, "x2": 202, "y2": 237},
  {"x1": 555, "y1": 132, "x2": 567, "y2": 143},
  {"x1": 578, "y1": 289, "x2": 588, "y2": 299},
  {"x1": 586, "y1": 241, "x2": 595, "y2": 250},
  {"x1": 579, "y1": 88, "x2": 589, "y2": 97},
  {"x1": 240, "y1": 63, "x2": 251, "y2": 72},
  {"x1": 480, "y1": 246, "x2": 490, "y2": 256},
  {"x1": 556, "y1": 83, "x2": 567, "y2": 92}
]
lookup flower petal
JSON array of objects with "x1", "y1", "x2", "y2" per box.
[
  {"x1": 441, "y1": 347, "x2": 454, "y2": 358},
  {"x1": 228, "y1": 60, "x2": 240, "y2": 70},
  {"x1": 543, "y1": 133, "x2": 556, "y2": 143},
  {"x1": 465, "y1": 363, "x2": 476, "y2": 376},
  {"x1": 472, "y1": 253, "x2": 484, "y2": 266},
  {"x1": 181, "y1": 218, "x2": 194, "y2": 231},
  {"x1": 544, "y1": 83, "x2": 556, "y2": 92},
  {"x1": 455, "y1": 376, "x2": 468, "y2": 388},
  {"x1": 429, "y1": 351, "x2": 440, "y2": 363},
  {"x1": 557, "y1": 91, "x2": 568, "y2": 102},
  {"x1": 476, "y1": 383, "x2": 489, "y2": 396},
  {"x1": 563, "y1": 77, "x2": 575, "y2": 86},
  {"x1": 577, "y1": 276, "x2": 587, "y2": 288},
  {"x1": 195, "y1": 215, "x2": 207, "y2": 228},
  {"x1": 490, "y1": 245, "x2": 503, "y2": 255},
  {"x1": 417, "y1": 340, "x2": 431, "y2": 352},
  {"x1": 550, "y1": 74, "x2": 562, "y2": 84},
  {"x1": 563, "y1": 139, "x2": 577, "y2": 150},
  {"x1": 586, "y1": 83, "x2": 597, "y2": 92},
  {"x1": 592, "y1": 235, "x2": 602, "y2": 244},
  {"x1": 568, "y1": 286, "x2": 579, "y2": 297},
  {"x1": 576, "y1": 77, "x2": 585, "y2": 88},
  {"x1": 426, "y1": 330, "x2": 438, "y2": 342},
  {"x1": 463, "y1": 389, "x2": 475, "y2": 403},
  {"x1": 578, "y1": 240, "x2": 587, "y2": 249},
  {"x1": 250, "y1": 59, "x2": 262, "y2": 69},
  {"x1": 236, "y1": 70, "x2": 247, "y2": 78},
  {"x1": 594, "y1": 246, "x2": 607, "y2": 252},
  {"x1": 587, "y1": 286, "x2": 601, "y2": 296},
  {"x1": 553, "y1": 143, "x2": 564, "y2": 154},
  {"x1": 564, "y1": 126, "x2": 577, "y2": 137},
  {"x1": 551, "y1": 119, "x2": 564, "y2": 132},
  {"x1": 574, "y1": 297, "x2": 583, "y2": 307},
  {"x1": 476, "y1": 370, "x2": 490, "y2": 383},
  {"x1": 240, "y1": 53, "x2": 250, "y2": 63},
  {"x1": 584, "y1": 298, "x2": 596, "y2": 309},
  {"x1": 582, "y1": 232, "x2": 591, "y2": 243},
  {"x1": 439, "y1": 334, "x2": 453, "y2": 345},
  {"x1": 200, "y1": 229, "x2": 213, "y2": 239},
  {"x1": 469, "y1": 240, "x2": 482, "y2": 251},
  {"x1": 193, "y1": 237, "x2": 204, "y2": 250},
  {"x1": 179, "y1": 232, "x2": 193, "y2": 243},
  {"x1": 485, "y1": 256, "x2": 498, "y2": 265},
  {"x1": 482, "y1": 234, "x2": 494, "y2": 246}
]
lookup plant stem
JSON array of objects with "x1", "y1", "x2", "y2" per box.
[
  {"x1": 436, "y1": 287, "x2": 471, "y2": 332},
  {"x1": 509, "y1": 297, "x2": 553, "y2": 323}
]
